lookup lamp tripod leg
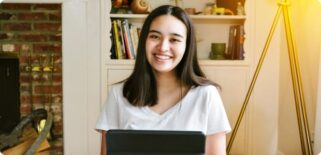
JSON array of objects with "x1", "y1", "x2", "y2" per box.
[
  {"x1": 227, "y1": 1, "x2": 313, "y2": 154},
  {"x1": 226, "y1": 4, "x2": 283, "y2": 155},
  {"x1": 283, "y1": 3, "x2": 313, "y2": 155}
]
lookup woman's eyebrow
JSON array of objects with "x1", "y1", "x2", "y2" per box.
[
  {"x1": 149, "y1": 30, "x2": 161, "y2": 34},
  {"x1": 149, "y1": 29, "x2": 184, "y2": 38}
]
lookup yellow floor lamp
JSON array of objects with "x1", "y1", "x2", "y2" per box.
[{"x1": 226, "y1": 0, "x2": 313, "y2": 154}]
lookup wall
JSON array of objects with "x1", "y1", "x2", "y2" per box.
[
  {"x1": 249, "y1": 0, "x2": 280, "y2": 154},
  {"x1": 315, "y1": 50, "x2": 321, "y2": 154},
  {"x1": 0, "y1": 3, "x2": 63, "y2": 154},
  {"x1": 278, "y1": 0, "x2": 321, "y2": 154},
  {"x1": 62, "y1": 0, "x2": 102, "y2": 154}
]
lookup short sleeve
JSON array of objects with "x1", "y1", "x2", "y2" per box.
[
  {"x1": 95, "y1": 86, "x2": 119, "y2": 131},
  {"x1": 206, "y1": 86, "x2": 231, "y2": 135}
]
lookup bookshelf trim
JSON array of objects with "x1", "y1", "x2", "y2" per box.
[
  {"x1": 110, "y1": 14, "x2": 246, "y2": 20},
  {"x1": 105, "y1": 59, "x2": 249, "y2": 66}
]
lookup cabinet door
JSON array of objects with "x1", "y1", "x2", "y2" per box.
[
  {"x1": 202, "y1": 66, "x2": 249, "y2": 155},
  {"x1": 107, "y1": 67, "x2": 133, "y2": 90}
]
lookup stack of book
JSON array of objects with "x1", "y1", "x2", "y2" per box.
[
  {"x1": 110, "y1": 19, "x2": 141, "y2": 59},
  {"x1": 226, "y1": 25, "x2": 245, "y2": 60}
]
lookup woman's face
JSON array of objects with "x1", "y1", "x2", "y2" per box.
[{"x1": 145, "y1": 15, "x2": 187, "y2": 74}]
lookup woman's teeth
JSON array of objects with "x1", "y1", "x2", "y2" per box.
[{"x1": 155, "y1": 54, "x2": 170, "y2": 60}]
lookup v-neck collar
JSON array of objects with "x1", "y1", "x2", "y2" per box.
[{"x1": 143, "y1": 87, "x2": 194, "y2": 118}]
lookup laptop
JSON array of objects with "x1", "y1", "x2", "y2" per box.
[{"x1": 106, "y1": 129, "x2": 205, "y2": 155}]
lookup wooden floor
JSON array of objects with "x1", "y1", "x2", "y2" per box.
[{"x1": 2, "y1": 127, "x2": 50, "y2": 155}]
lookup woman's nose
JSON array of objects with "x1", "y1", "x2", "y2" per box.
[{"x1": 159, "y1": 39, "x2": 170, "y2": 52}]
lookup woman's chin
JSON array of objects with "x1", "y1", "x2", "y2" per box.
[{"x1": 152, "y1": 67, "x2": 175, "y2": 74}]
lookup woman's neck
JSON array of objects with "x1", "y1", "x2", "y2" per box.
[
  {"x1": 155, "y1": 71, "x2": 179, "y2": 89},
  {"x1": 151, "y1": 71, "x2": 185, "y2": 113}
]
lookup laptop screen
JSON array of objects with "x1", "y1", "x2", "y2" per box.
[{"x1": 106, "y1": 129, "x2": 205, "y2": 155}]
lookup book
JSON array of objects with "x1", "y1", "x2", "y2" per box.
[
  {"x1": 121, "y1": 19, "x2": 133, "y2": 59},
  {"x1": 237, "y1": 25, "x2": 245, "y2": 60},
  {"x1": 112, "y1": 20, "x2": 122, "y2": 59},
  {"x1": 227, "y1": 25, "x2": 245, "y2": 60},
  {"x1": 234, "y1": 25, "x2": 241, "y2": 59},
  {"x1": 227, "y1": 25, "x2": 237, "y2": 59},
  {"x1": 129, "y1": 24, "x2": 139, "y2": 56},
  {"x1": 123, "y1": 19, "x2": 136, "y2": 59},
  {"x1": 117, "y1": 19, "x2": 126, "y2": 59},
  {"x1": 110, "y1": 25, "x2": 116, "y2": 59}
]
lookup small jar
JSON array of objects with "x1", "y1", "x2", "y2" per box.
[
  {"x1": 204, "y1": 2, "x2": 214, "y2": 15},
  {"x1": 170, "y1": 0, "x2": 184, "y2": 8}
]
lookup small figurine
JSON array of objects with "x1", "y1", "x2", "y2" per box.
[
  {"x1": 170, "y1": 0, "x2": 184, "y2": 8},
  {"x1": 236, "y1": 1, "x2": 245, "y2": 15},
  {"x1": 203, "y1": 2, "x2": 214, "y2": 15},
  {"x1": 130, "y1": 0, "x2": 151, "y2": 14},
  {"x1": 112, "y1": 0, "x2": 126, "y2": 9},
  {"x1": 111, "y1": 0, "x2": 131, "y2": 14},
  {"x1": 212, "y1": 4, "x2": 234, "y2": 15},
  {"x1": 212, "y1": 4, "x2": 224, "y2": 15}
]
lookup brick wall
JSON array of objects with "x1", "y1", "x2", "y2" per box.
[{"x1": 0, "y1": 3, "x2": 63, "y2": 154}]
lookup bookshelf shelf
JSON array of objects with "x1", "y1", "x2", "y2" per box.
[
  {"x1": 110, "y1": 14, "x2": 147, "y2": 18},
  {"x1": 110, "y1": 13, "x2": 246, "y2": 20},
  {"x1": 110, "y1": 13, "x2": 246, "y2": 21},
  {"x1": 198, "y1": 59, "x2": 249, "y2": 66},
  {"x1": 106, "y1": 59, "x2": 135, "y2": 65},
  {"x1": 105, "y1": 59, "x2": 249, "y2": 66}
]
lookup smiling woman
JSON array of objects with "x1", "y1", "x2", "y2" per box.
[{"x1": 96, "y1": 5, "x2": 231, "y2": 155}]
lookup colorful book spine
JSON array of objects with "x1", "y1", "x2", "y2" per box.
[
  {"x1": 121, "y1": 19, "x2": 132, "y2": 59},
  {"x1": 117, "y1": 19, "x2": 126, "y2": 59},
  {"x1": 238, "y1": 25, "x2": 245, "y2": 60},
  {"x1": 129, "y1": 24, "x2": 138, "y2": 56},
  {"x1": 227, "y1": 25, "x2": 237, "y2": 59},
  {"x1": 110, "y1": 24, "x2": 116, "y2": 59},
  {"x1": 112, "y1": 20, "x2": 121, "y2": 59},
  {"x1": 124, "y1": 19, "x2": 136, "y2": 59}
]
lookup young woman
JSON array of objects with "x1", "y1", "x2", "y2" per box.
[{"x1": 96, "y1": 5, "x2": 231, "y2": 155}]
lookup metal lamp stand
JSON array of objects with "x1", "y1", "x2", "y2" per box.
[{"x1": 227, "y1": 0, "x2": 313, "y2": 154}]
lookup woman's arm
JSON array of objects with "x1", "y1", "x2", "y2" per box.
[
  {"x1": 205, "y1": 132, "x2": 227, "y2": 155},
  {"x1": 101, "y1": 131, "x2": 107, "y2": 155}
]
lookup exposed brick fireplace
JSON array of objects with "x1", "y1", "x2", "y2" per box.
[{"x1": 0, "y1": 3, "x2": 63, "y2": 154}]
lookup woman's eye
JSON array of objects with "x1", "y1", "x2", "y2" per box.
[
  {"x1": 149, "y1": 34, "x2": 159, "y2": 39},
  {"x1": 170, "y1": 38, "x2": 181, "y2": 43}
]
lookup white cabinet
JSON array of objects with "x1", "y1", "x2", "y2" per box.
[
  {"x1": 203, "y1": 66, "x2": 250, "y2": 154},
  {"x1": 102, "y1": 0, "x2": 252, "y2": 154}
]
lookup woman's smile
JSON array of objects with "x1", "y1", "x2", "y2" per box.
[
  {"x1": 154, "y1": 53, "x2": 172, "y2": 61},
  {"x1": 145, "y1": 15, "x2": 187, "y2": 73}
]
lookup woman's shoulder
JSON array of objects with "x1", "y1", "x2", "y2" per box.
[
  {"x1": 186, "y1": 84, "x2": 220, "y2": 100},
  {"x1": 192, "y1": 84, "x2": 219, "y2": 94},
  {"x1": 109, "y1": 82, "x2": 125, "y2": 94}
]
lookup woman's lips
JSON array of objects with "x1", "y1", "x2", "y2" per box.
[{"x1": 154, "y1": 54, "x2": 172, "y2": 60}]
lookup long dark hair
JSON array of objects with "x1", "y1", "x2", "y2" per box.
[{"x1": 123, "y1": 5, "x2": 218, "y2": 107}]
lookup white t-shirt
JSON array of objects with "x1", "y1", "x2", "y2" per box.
[{"x1": 95, "y1": 83, "x2": 231, "y2": 135}]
